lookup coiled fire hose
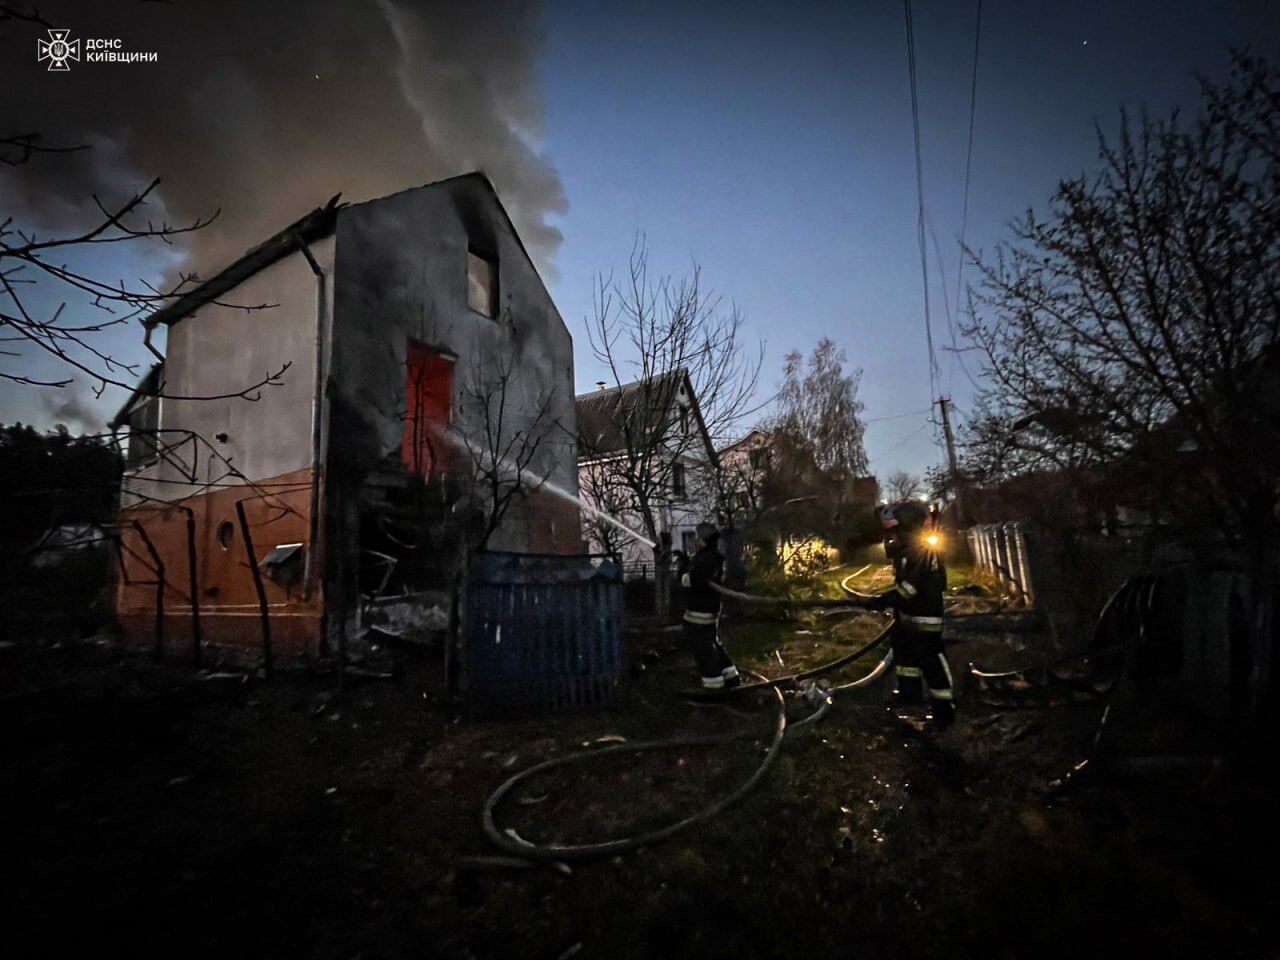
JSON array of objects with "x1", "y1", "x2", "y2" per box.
[
  {"x1": 482, "y1": 676, "x2": 788, "y2": 862},
  {"x1": 482, "y1": 582, "x2": 897, "y2": 862}
]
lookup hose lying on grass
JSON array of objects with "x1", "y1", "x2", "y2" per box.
[
  {"x1": 480, "y1": 626, "x2": 899, "y2": 863},
  {"x1": 691, "y1": 620, "x2": 893, "y2": 696},
  {"x1": 712, "y1": 582, "x2": 871, "y2": 608},
  {"x1": 839, "y1": 565, "x2": 885, "y2": 602},
  {"x1": 481, "y1": 581, "x2": 897, "y2": 863},
  {"x1": 482, "y1": 676, "x2": 789, "y2": 862}
]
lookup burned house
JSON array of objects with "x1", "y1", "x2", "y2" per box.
[{"x1": 111, "y1": 173, "x2": 581, "y2": 664}]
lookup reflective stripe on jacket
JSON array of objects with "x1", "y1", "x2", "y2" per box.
[{"x1": 867, "y1": 545, "x2": 946, "y2": 634}]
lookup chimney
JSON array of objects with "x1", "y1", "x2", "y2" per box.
[{"x1": 596, "y1": 381, "x2": 607, "y2": 391}]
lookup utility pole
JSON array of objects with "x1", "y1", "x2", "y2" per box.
[{"x1": 936, "y1": 396, "x2": 963, "y2": 520}]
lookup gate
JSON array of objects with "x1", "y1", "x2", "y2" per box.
[{"x1": 464, "y1": 552, "x2": 625, "y2": 714}]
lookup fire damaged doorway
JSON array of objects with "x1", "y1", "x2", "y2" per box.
[{"x1": 401, "y1": 340, "x2": 454, "y2": 478}]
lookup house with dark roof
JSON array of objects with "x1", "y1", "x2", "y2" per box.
[
  {"x1": 575, "y1": 370, "x2": 718, "y2": 574},
  {"x1": 111, "y1": 173, "x2": 580, "y2": 663}
]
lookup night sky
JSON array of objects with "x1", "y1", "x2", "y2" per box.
[{"x1": 4, "y1": 0, "x2": 1279, "y2": 481}]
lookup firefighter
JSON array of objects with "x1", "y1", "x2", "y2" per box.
[
  {"x1": 864, "y1": 500, "x2": 954, "y2": 728},
  {"x1": 681, "y1": 521, "x2": 741, "y2": 690}
]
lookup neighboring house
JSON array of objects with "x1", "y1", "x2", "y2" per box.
[
  {"x1": 715, "y1": 428, "x2": 774, "y2": 522},
  {"x1": 717, "y1": 428, "x2": 879, "y2": 522},
  {"x1": 575, "y1": 371, "x2": 717, "y2": 575},
  {"x1": 110, "y1": 173, "x2": 580, "y2": 663},
  {"x1": 716, "y1": 428, "x2": 878, "y2": 571}
]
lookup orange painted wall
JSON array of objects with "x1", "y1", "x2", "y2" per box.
[{"x1": 114, "y1": 467, "x2": 323, "y2": 663}]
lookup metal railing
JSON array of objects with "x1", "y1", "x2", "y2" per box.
[{"x1": 966, "y1": 522, "x2": 1035, "y2": 604}]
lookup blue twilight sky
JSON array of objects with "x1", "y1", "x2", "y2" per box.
[{"x1": 3, "y1": 0, "x2": 1278, "y2": 483}]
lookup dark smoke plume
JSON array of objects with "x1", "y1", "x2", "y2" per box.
[
  {"x1": 1, "y1": 0, "x2": 566, "y2": 279},
  {"x1": 39, "y1": 380, "x2": 103, "y2": 434}
]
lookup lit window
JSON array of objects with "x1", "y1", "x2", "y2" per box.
[{"x1": 467, "y1": 250, "x2": 498, "y2": 318}]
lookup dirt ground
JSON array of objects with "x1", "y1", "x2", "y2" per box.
[{"x1": 4, "y1": 574, "x2": 1278, "y2": 959}]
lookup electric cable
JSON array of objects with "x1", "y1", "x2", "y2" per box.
[
  {"x1": 881, "y1": 419, "x2": 933, "y2": 457},
  {"x1": 864, "y1": 407, "x2": 934, "y2": 424},
  {"x1": 903, "y1": 0, "x2": 942, "y2": 410},
  {"x1": 954, "y1": 0, "x2": 983, "y2": 335}
]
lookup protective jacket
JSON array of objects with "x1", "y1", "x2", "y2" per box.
[
  {"x1": 682, "y1": 542, "x2": 723, "y2": 624},
  {"x1": 866, "y1": 545, "x2": 946, "y2": 634}
]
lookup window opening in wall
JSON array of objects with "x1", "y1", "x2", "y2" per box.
[{"x1": 467, "y1": 249, "x2": 498, "y2": 318}]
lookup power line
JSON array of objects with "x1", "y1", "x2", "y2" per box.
[
  {"x1": 902, "y1": 0, "x2": 941, "y2": 413},
  {"x1": 953, "y1": 0, "x2": 983, "y2": 340},
  {"x1": 927, "y1": 213, "x2": 983, "y2": 393},
  {"x1": 881, "y1": 419, "x2": 933, "y2": 456},
  {"x1": 864, "y1": 406, "x2": 933, "y2": 424}
]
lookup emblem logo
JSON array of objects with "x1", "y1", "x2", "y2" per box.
[{"x1": 37, "y1": 29, "x2": 80, "y2": 71}]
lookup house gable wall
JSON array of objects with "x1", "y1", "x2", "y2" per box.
[{"x1": 329, "y1": 177, "x2": 579, "y2": 553}]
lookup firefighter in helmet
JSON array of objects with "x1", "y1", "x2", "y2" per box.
[
  {"x1": 864, "y1": 500, "x2": 954, "y2": 727},
  {"x1": 681, "y1": 521, "x2": 741, "y2": 690}
]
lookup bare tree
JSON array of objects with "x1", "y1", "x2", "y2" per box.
[
  {"x1": 1, "y1": 178, "x2": 288, "y2": 399},
  {"x1": 577, "y1": 453, "x2": 637, "y2": 557},
  {"x1": 961, "y1": 52, "x2": 1279, "y2": 545},
  {"x1": 454, "y1": 344, "x2": 556, "y2": 551},
  {"x1": 886, "y1": 470, "x2": 922, "y2": 501},
  {"x1": 725, "y1": 340, "x2": 873, "y2": 564},
  {"x1": 706, "y1": 437, "x2": 769, "y2": 532},
  {"x1": 2, "y1": 6, "x2": 286, "y2": 402},
  {"x1": 584, "y1": 238, "x2": 762, "y2": 614},
  {"x1": 960, "y1": 53, "x2": 1280, "y2": 709}
]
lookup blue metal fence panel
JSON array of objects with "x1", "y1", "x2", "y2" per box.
[{"x1": 464, "y1": 552, "x2": 625, "y2": 713}]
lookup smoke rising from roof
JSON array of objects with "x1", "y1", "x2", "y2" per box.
[
  {"x1": 1, "y1": 0, "x2": 566, "y2": 280},
  {"x1": 38, "y1": 381, "x2": 103, "y2": 435}
]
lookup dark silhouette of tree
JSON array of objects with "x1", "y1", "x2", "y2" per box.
[
  {"x1": 885, "y1": 470, "x2": 922, "y2": 501},
  {"x1": 961, "y1": 52, "x2": 1279, "y2": 549},
  {"x1": 0, "y1": 421, "x2": 121, "y2": 560}
]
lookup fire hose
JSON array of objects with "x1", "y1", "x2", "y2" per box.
[
  {"x1": 481, "y1": 572, "x2": 1167, "y2": 862},
  {"x1": 482, "y1": 676, "x2": 789, "y2": 862},
  {"x1": 482, "y1": 589, "x2": 896, "y2": 862}
]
